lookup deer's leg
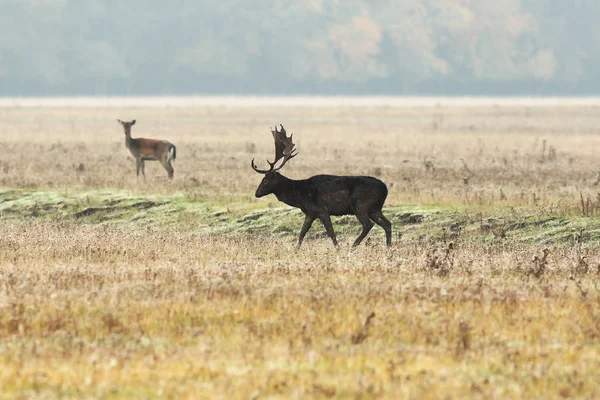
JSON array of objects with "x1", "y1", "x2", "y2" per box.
[
  {"x1": 141, "y1": 160, "x2": 146, "y2": 180},
  {"x1": 160, "y1": 158, "x2": 174, "y2": 179},
  {"x1": 353, "y1": 212, "x2": 374, "y2": 247},
  {"x1": 136, "y1": 159, "x2": 141, "y2": 178},
  {"x1": 297, "y1": 215, "x2": 315, "y2": 248},
  {"x1": 370, "y1": 211, "x2": 392, "y2": 246},
  {"x1": 318, "y1": 215, "x2": 338, "y2": 246}
]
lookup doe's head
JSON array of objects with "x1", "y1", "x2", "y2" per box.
[{"x1": 117, "y1": 119, "x2": 136, "y2": 135}]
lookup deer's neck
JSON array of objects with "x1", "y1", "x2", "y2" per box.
[
  {"x1": 125, "y1": 134, "x2": 133, "y2": 149},
  {"x1": 273, "y1": 175, "x2": 305, "y2": 209}
]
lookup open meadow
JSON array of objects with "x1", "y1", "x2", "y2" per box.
[{"x1": 1, "y1": 97, "x2": 600, "y2": 398}]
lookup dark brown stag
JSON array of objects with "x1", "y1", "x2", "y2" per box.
[{"x1": 251, "y1": 125, "x2": 392, "y2": 247}]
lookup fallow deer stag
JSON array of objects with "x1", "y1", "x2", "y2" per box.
[
  {"x1": 252, "y1": 125, "x2": 392, "y2": 247},
  {"x1": 117, "y1": 119, "x2": 176, "y2": 179}
]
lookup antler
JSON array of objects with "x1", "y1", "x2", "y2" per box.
[{"x1": 251, "y1": 124, "x2": 298, "y2": 174}]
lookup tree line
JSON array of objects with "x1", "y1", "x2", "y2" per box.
[{"x1": 1, "y1": 0, "x2": 598, "y2": 96}]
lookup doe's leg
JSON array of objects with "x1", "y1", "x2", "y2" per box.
[{"x1": 160, "y1": 158, "x2": 174, "y2": 179}]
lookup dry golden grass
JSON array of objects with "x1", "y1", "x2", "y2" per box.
[
  {"x1": 1, "y1": 99, "x2": 600, "y2": 398},
  {"x1": 2, "y1": 100, "x2": 600, "y2": 210},
  {"x1": 1, "y1": 222, "x2": 600, "y2": 398}
]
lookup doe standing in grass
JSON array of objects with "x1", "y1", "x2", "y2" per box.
[
  {"x1": 252, "y1": 124, "x2": 392, "y2": 247},
  {"x1": 117, "y1": 119, "x2": 176, "y2": 179}
]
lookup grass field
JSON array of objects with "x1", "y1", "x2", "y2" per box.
[{"x1": 1, "y1": 98, "x2": 600, "y2": 398}]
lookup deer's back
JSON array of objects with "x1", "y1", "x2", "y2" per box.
[
  {"x1": 305, "y1": 175, "x2": 388, "y2": 216},
  {"x1": 129, "y1": 138, "x2": 172, "y2": 159}
]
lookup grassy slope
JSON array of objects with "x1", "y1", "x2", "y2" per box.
[{"x1": 3, "y1": 188, "x2": 600, "y2": 246}]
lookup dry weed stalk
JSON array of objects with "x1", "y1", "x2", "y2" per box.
[
  {"x1": 541, "y1": 139, "x2": 547, "y2": 162},
  {"x1": 499, "y1": 188, "x2": 507, "y2": 201},
  {"x1": 424, "y1": 156, "x2": 435, "y2": 172},
  {"x1": 580, "y1": 192, "x2": 586, "y2": 215},
  {"x1": 593, "y1": 171, "x2": 600, "y2": 186},
  {"x1": 548, "y1": 145, "x2": 557, "y2": 161},
  {"x1": 529, "y1": 248, "x2": 550, "y2": 278},
  {"x1": 351, "y1": 312, "x2": 376, "y2": 345},
  {"x1": 424, "y1": 242, "x2": 455, "y2": 277},
  {"x1": 459, "y1": 158, "x2": 472, "y2": 176},
  {"x1": 455, "y1": 320, "x2": 472, "y2": 355},
  {"x1": 578, "y1": 192, "x2": 600, "y2": 216},
  {"x1": 573, "y1": 229, "x2": 590, "y2": 275}
]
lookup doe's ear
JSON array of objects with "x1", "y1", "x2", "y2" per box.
[
  {"x1": 131, "y1": 119, "x2": 136, "y2": 125},
  {"x1": 117, "y1": 119, "x2": 123, "y2": 125}
]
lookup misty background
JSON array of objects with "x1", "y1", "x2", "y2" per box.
[{"x1": 1, "y1": 0, "x2": 599, "y2": 96}]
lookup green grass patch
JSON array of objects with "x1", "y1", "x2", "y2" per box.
[{"x1": 2, "y1": 188, "x2": 600, "y2": 246}]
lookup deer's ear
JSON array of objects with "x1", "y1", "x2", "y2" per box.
[
  {"x1": 131, "y1": 120, "x2": 136, "y2": 125},
  {"x1": 117, "y1": 119, "x2": 123, "y2": 125}
]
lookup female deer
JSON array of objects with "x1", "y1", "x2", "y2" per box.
[{"x1": 117, "y1": 119, "x2": 176, "y2": 179}]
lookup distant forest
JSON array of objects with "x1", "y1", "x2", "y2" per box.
[{"x1": 1, "y1": 0, "x2": 599, "y2": 96}]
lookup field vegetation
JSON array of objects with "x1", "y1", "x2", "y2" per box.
[{"x1": 1, "y1": 99, "x2": 600, "y2": 398}]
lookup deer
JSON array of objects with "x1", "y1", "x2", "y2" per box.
[
  {"x1": 251, "y1": 125, "x2": 392, "y2": 248},
  {"x1": 117, "y1": 119, "x2": 176, "y2": 179}
]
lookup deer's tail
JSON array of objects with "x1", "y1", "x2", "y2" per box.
[{"x1": 167, "y1": 144, "x2": 176, "y2": 163}]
